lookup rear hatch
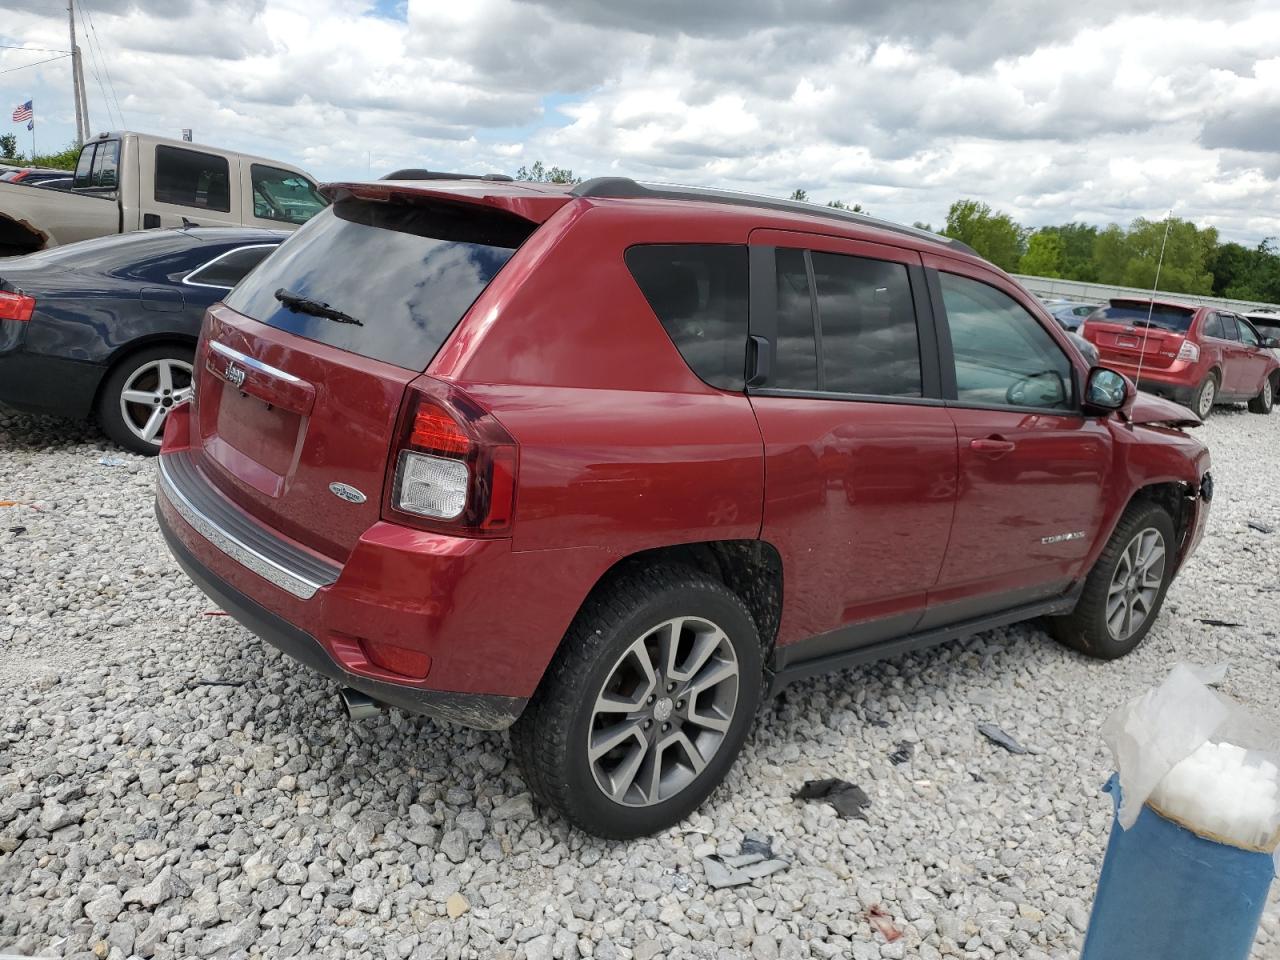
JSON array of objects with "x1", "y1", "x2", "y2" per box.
[
  {"x1": 188, "y1": 185, "x2": 557, "y2": 562},
  {"x1": 1082, "y1": 300, "x2": 1196, "y2": 370}
]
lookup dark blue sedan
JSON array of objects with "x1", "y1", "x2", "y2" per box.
[{"x1": 0, "y1": 227, "x2": 285, "y2": 453}]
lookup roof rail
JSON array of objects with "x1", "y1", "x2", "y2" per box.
[
  {"x1": 381, "y1": 169, "x2": 515, "y2": 182},
  {"x1": 571, "y1": 177, "x2": 976, "y2": 256}
]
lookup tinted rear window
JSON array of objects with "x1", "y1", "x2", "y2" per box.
[
  {"x1": 625, "y1": 244, "x2": 748, "y2": 390},
  {"x1": 1094, "y1": 303, "x2": 1195, "y2": 333},
  {"x1": 224, "y1": 199, "x2": 532, "y2": 370}
]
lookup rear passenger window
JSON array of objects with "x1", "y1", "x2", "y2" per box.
[
  {"x1": 810, "y1": 252, "x2": 920, "y2": 397},
  {"x1": 771, "y1": 248, "x2": 819, "y2": 390},
  {"x1": 625, "y1": 245, "x2": 748, "y2": 390},
  {"x1": 155, "y1": 146, "x2": 231, "y2": 213},
  {"x1": 185, "y1": 245, "x2": 277, "y2": 289},
  {"x1": 1217, "y1": 313, "x2": 1240, "y2": 341},
  {"x1": 939, "y1": 272, "x2": 1073, "y2": 410}
]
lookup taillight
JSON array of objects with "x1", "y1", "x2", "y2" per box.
[
  {"x1": 1176, "y1": 340, "x2": 1200, "y2": 363},
  {"x1": 384, "y1": 378, "x2": 518, "y2": 537},
  {"x1": 0, "y1": 290, "x2": 35, "y2": 322}
]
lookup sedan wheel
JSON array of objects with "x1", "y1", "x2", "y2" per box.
[{"x1": 97, "y1": 345, "x2": 196, "y2": 455}]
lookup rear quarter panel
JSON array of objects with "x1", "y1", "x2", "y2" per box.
[{"x1": 433, "y1": 199, "x2": 766, "y2": 562}]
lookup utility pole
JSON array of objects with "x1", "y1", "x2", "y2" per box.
[{"x1": 67, "y1": 2, "x2": 89, "y2": 144}]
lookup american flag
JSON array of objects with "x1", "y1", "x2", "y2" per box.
[{"x1": 12, "y1": 101, "x2": 33, "y2": 123}]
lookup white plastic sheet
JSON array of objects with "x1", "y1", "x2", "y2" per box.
[{"x1": 1101, "y1": 663, "x2": 1280, "y2": 873}]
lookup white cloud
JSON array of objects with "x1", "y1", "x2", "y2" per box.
[{"x1": 0, "y1": 0, "x2": 1277, "y2": 242}]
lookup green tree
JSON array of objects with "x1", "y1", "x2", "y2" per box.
[
  {"x1": 912, "y1": 221, "x2": 934, "y2": 232},
  {"x1": 1091, "y1": 224, "x2": 1129, "y2": 285},
  {"x1": 1219, "y1": 239, "x2": 1280, "y2": 303},
  {"x1": 0, "y1": 134, "x2": 17, "y2": 161},
  {"x1": 941, "y1": 199, "x2": 1027, "y2": 271},
  {"x1": 31, "y1": 143, "x2": 81, "y2": 170},
  {"x1": 1035, "y1": 223, "x2": 1099, "y2": 282},
  {"x1": 827, "y1": 199, "x2": 865, "y2": 213},
  {"x1": 789, "y1": 189, "x2": 808, "y2": 202},
  {"x1": 1119, "y1": 217, "x2": 1216, "y2": 296},
  {"x1": 1020, "y1": 231, "x2": 1065, "y2": 277},
  {"x1": 513, "y1": 160, "x2": 581, "y2": 184}
]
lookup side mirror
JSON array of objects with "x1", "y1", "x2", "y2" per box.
[{"x1": 1084, "y1": 367, "x2": 1132, "y2": 414}]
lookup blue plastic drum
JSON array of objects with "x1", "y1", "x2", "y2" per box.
[{"x1": 1081, "y1": 775, "x2": 1276, "y2": 960}]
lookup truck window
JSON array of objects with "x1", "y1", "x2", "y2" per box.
[
  {"x1": 155, "y1": 145, "x2": 231, "y2": 213},
  {"x1": 72, "y1": 143, "x2": 96, "y2": 188},
  {"x1": 92, "y1": 140, "x2": 119, "y2": 189},
  {"x1": 250, "y1": 164, "x2": 329, "y2": 225}
]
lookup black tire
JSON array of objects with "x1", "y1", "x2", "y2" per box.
[
  {"x1": 1049, "y1": 501, "x2": 1176, "y2": 659},
  {"x1": 1191, "y1": 372, "x2": 1218, "y2": 419},
  {"x1": 96, "y1": 344, "x2": 196, "y2": 456},
  {"x1": 1247, "y1": 373, "x2": 1275, "y2": 414},
  {"x1": 510, "y1": 566, "x2": 763, "y2": 838}
]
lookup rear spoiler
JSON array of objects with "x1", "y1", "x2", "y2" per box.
[{"x1": 319, "y1": 180, "x2": 572, "y2": 224}]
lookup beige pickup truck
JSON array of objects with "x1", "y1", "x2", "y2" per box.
[{"x1": 0, "y1": 131, "x2": 327, "y2": 254}]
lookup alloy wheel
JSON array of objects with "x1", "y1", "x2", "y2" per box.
[
  {"x1": 1198, "y1": 378, "x2": 1215, "y2": 417},
  {"x1": 1105, "y1": 527, "x2": 1167, "y2": 641},
  {"x1": 588, "y1": 616, "x2": 740, "y2": 807},
  {"x1": 118, "y1": 358, "x2": 194, "y2": 447}
]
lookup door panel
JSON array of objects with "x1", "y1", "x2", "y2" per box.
[
  {"x1": 748, "y1": 232, "x2": 957, "y2": 650},
  {"x1": 1233, "y1": 318, "x2": 1270, "y2": 397},
  {"x1": 924, "y1": 260, "x2": 1111, "y2": 626},
  {"x1": 927, "y1": 407, "x2": 1110, "y2": 624},
  {"x1": 752, "y1": 396, "x2": 958, "y2": 644}
]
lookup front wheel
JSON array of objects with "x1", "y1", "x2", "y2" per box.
[
  {"x1": 97, "y1": 345, "x2": 195, "y2": 455},
  {"x1": 1050, "y1": 501, "x2": 1176, "y2": 659},
  {"x1": 511, "y1": 567, "x2": 762, "y2": 838},
  {"x1": 1247, "y1": 374, "x2": 1274, "y2": 414}
]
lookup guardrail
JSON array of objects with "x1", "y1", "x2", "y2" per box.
[{"x1": 1012, "y1": 274, "x2": 1280, "y2": 315}]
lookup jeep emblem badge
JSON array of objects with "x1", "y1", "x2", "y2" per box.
[
  {"x1": 225, "y1": 362, "x2": 246, "y2": 387},
  {"x1": 329, "y1": 482, "x2": 367, "y2": 504}
]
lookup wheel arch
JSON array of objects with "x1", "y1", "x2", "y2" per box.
[{"x1": 575, "y1": 540, "x2": 784, "y2": 659}]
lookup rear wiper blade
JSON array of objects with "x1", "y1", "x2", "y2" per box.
[{"x1": 273, "y1": 288, "x2": 363, "y2": 326}]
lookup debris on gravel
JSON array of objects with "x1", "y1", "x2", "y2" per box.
[{"x1": 2, "y1": 407, "x2": 1279, "y2": 958}]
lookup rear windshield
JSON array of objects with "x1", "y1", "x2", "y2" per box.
[
  {"x1": 224, "y1": 198, "x2": 533, "y2": 370},
  {"x1": 1092, "y1": 303, "x2": 1195, "y2": 333}
]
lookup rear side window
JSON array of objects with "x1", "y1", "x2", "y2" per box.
[
  {"x1": 1203, "y1": 313, "x2": 1225, "y2": 338},
  {"x1": 185, "y1": 245, "x2": 277, "y2": 289},
  {"x1": 1215, "y1": 313, "x2": 1240, "y2": 341},
  {"x1": 771, "y1": 248, "x2": 819, "y2": 390},
  {"x1": 625, "y1": 245, "x2": 748, "y2": 390},
  {"x1": 155, "y1": 146, "x2": 231, "y2": 213},
  {"x1": 1094, "y1": 303, "x2": 1195, "y2": 333},
  {"x1": 224, "y1": 198, "x2": 532, "y2": 370},
  {"x1": 810, "y1": 252, "x2": 920, "y2": 397}
]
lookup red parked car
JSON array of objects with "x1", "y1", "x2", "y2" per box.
[
  {"x1": 156, "y1": 177, "x2": 1212, "y2": 837},
  {"x1": 1081, "y1": 297, "x2": 1280, "y2": 419}
]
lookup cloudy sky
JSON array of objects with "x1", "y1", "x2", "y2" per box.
[{"x1": 3, "y1": 0, "x2": 1278, "y2": 243}]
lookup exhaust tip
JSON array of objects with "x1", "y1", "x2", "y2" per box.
[{"x1": 340, "y1": 687, "x2": 383, "y2": 721}]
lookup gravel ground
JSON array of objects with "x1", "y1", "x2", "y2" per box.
[{"x1": 1, "y1": 406, "x2": 1278, "y2": 960}]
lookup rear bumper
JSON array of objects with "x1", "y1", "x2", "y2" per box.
[{"x1": 158, "y1": 509, "x2": 526, "y2": 729}]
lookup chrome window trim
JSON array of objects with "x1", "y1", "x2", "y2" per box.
[
  {"x1": 157, "y1": 454, "x2": 329, "y2": 600},
  {"x1": 182, "y1": 243, "x2": 280, "y2": 291},
  {"x1": 208, "y1": 340, "x2": 303, "y2": 383}
]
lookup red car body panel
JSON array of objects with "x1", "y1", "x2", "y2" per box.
[{"x1": 157, "y1": 181, "x2": 1213, "y2": 728}]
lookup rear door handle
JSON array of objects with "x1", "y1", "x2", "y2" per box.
[{"x1": 970, "y1": 436, "x2": 1015, "y2": 457}]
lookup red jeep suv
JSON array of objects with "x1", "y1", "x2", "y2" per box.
[
  {"x1": 1081, "y1": 297, "x2": 1280, "y2": 419},
  {"x1": 156, "y1": 177, "x2": 1212, "y2": 837}
]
